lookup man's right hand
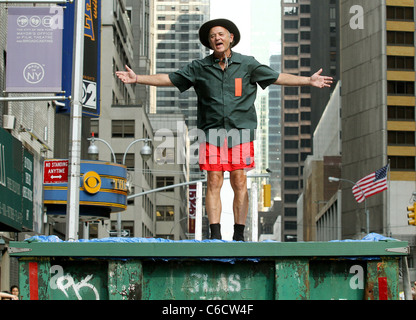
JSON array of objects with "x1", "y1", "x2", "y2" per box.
[{"x1": 115, "y1": 65, "x2": 137, "y2": 84}]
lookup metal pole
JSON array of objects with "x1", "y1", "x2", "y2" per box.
[
  {"x1": 0, "y1": 96, "x2": 67, "y2": 102},
  {"x1": 331, "y1": 177, "x2": 369, "y2": 234},
  {"x1": 87, "y1": 137, "x2": 117, "y2": 163},
  {"x1": 122, "y1": 138, "x2": 150, "y2": 165},
  {"x1": 251, "y1": 183, "x2": 258, "y2": 242},
  {"x1": 0, "y1": 0, "x2": 70, "y2": 3},
  {"x1": 65, "y1": 0, "x2": 84, "y2": 241},
  {"x1": 402, "y1": 256, "x2": 413, "y2": 300},
  {"x1": 195, "y1": 181, "x2": 202, "y2": 241},
  {"x1": 127, "y1": 174, "x2": 270, "y2": 200}
]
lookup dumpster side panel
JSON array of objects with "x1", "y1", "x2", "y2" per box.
[
  {"x1": 48, "y1": 259, "x2": 109, "y2": 300},
  {"x1": 108, "y1": 260, "x2": 143, "y2": 300},
  {"x1": 275, "y1": 258, "x2": 310, "y2": 300},
  {"x1": 365, "y1": 258, "x2": 400, "y2": 300},
  {"x1": 142, "y1": 261, "x2": 275, "y2": 300},
  {"x1": 309, "y1": 260, "x2": 366, "y2": 300},
  {"x1": 19, "y1": 258, "x2": 51, "y2": 300}
]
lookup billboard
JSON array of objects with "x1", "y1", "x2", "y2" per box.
[
  {"x1": 5, "y1": 7, "x2": 63, "y2": 93},
  {"x1": 59, "y1": 0, "x2": 101, "y2": 117},
  {"x1": 0, "y1": 127, "x2": 33, "y2": 231}
]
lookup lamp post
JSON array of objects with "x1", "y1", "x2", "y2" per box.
[
  {"x1": 87, "y1": 133, "x2": 117, "y2": 163},
  {"x1": 328, "y1": 176, "x2": 369, "y2": 234},
  {"x1": 65, "y1": 0, "x2": 85, "y2": 242},
  {"x1": 87, "y1": 136, "x2": 153, "y2": 237}
]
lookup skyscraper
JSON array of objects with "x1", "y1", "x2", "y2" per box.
[
  {"x1": 340, "y1": 0, "x2": 416, "y2": 242},
  {"x1": 154, "y1": 0, "x2": 210, "y2": 179},
  {"x1": 281, "y1": 0, "x2": 312, "y2": 242},
  {"x1": 269, "y1": 55, "x2": 282, "y2": 201}
]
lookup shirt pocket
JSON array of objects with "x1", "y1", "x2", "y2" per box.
[{"x1": 235, "y1": 78, "x2": 243, "y2": 97}]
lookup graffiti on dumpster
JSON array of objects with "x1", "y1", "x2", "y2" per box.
[
  {"x1": 181, "y1": 273, "x2": 243, "y2": 300},
  {"x1": 50, "y1": 265, "x2": 100, "y2": 300}
]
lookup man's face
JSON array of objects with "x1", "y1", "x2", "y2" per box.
[{"x1": 209, "y1": 26, "x2": 234, "y2": 55}]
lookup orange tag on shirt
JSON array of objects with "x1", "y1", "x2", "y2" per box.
[{"x1": 235, "y1": 78, "x2": 242, "y2": 97}]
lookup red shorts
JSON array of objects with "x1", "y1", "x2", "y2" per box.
[{"x1": 199, "y1": 140, "x2": 255, "y2": 172}]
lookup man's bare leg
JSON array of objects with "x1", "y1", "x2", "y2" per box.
[
  {"x1": 206, "y1": 171, "x2": 224, "y2": 239},
  {"x1": 230, "y1": 169, "x2": 249, "y2": 241}
]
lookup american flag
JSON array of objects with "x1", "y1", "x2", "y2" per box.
[{"x1": 352, "y1": 165, "x2": 389, "y2": 203}]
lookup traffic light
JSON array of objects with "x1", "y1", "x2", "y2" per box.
[
  {"x1": 407, "y1": 202, "x2": 416, "y2": 226},
  {"x1": 263, "y1": 184, "x2": 271, "y2": 208}
]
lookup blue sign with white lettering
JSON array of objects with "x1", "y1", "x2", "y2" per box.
[{"x1": 59, "y1": 0, "x2": 101, "y2": 117}]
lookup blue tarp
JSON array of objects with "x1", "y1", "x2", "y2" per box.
[{"x1": 25, "y1": 232, "x2": 397, "y2": 244}]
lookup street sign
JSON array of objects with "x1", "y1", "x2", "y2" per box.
[{"x1": 43, "y1": 160, "x2": 68, "y2": 184}]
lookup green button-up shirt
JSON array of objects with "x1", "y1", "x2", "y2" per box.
[{"x1": 169, "y1": 52, "x2": 280, "y2": 147}]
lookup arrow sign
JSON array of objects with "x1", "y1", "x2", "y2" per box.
[{"x1": 43, "y1": 160, "x2": 68, "y2": 184}]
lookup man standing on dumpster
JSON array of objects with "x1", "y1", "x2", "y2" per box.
[{"x1": 116, "y1": 19, "x2": 333, "y2": 241}]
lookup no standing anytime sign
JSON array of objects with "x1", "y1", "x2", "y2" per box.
[{"x1": 43, "y1": 160, "x2": 68, "y2": 184}]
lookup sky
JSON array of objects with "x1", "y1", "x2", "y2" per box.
[
  {"x1": 210, "y1": 0, "x2": 281, "y2": 61},
  {"x1": 208, "y1": 0, "x2": 281, "y2": 240},
  {"x1": 210, "y1": 0, "x2": 253, "y2": 55}
]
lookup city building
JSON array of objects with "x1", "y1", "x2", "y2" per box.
[
  {"x1": 340, "y1": 0, "x2": 416, "y2": 246},
  {"x1": 92, "y1": 0, "x2": 156, "y2": 238},
  {"x1": 299, "y1": 82, "x2": 342, "y2": 241},
  {"x1": 154, "y1": 0, "x2": 210, "y2": 181},
  {"x1": 269, "y1": 55, "x2": 282, "y2": 202},
  {"x1": 0, "y1": 1, "x2": 91, "y2": 291},
  {"x1": 149, "y1": 113, "x2": 189, "y2": 240},
  {"x1": 281, "y1": 0, "x2": 312, "y2": 242}
]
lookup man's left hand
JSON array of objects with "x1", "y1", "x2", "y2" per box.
[{"x1": 310, "y1": 69, "x2": 333, "y2": 88}]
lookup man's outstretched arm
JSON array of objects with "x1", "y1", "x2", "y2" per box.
[
  {"x1": 116, "y1": 65, "x2": 174, "y2": 87},
  {"x1": 275, "y1": 68, "x2": 333, "y2": 88}
]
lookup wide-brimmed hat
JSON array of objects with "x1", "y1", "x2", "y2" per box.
[{"x1": 199, "y1": 18, "x2": 241, "y2": 49}]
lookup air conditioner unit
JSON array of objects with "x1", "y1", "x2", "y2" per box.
[{"x1": 3, "y1": 115, "x2": 15, "y2": 130}]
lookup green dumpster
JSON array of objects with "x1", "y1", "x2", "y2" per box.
[{"x1": 9, "y1": 236, "x2": 409, "y2": 300}]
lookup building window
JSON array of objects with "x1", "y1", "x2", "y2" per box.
[
  {"x1": 285, "y1": 87, "x2": 299, "y2": 95},
  {"x1": 285, "y1": 140, "x2": 299, "y2": 149},
  {"x1": 284, "y1": 20, "x2": 298, "y2": 29},
  {"x1": 284, "y1": 154, "x2": 299, "y2": 163},
  {"x1": 116, "y1": 153, "x2": 134, "y2": 169},
  {"x1": 284, "y1": 46, "x2": 299, "y2": 55},
  {"x1": 387, "y1": 6, "x2": 414, "y2": 21},
  {"x1": 285, "y1": 100, "x2": 299, "y2": 109},
  {"x1": 387, "y1": 31, "x2": 414, "y2": 46},
  {"x1": 389, "y1": 156, "x2": 415, "y2": 170},
  {"x1": 112, "y1": 120, "x2": 135, "y2": 138},
  {"x1": 388, "y1": 106, "x2": 415, "y2": 121},
  {"x1": 284, "y1": 208, "x2": 297, "y2": 217},
  {"x1": 285, "y1": 194, "x2": 299, "y2": 203},
  {"x1": 90, "y1": 119, "x2": 99, "y2": 138},
  {"x1": 284, "y1": 7, "x2": 298, "y2": 16},
  {"x1": 285, "y1": 221, "x2": 297, "y2": 230},
  {"x1": 285, "y1": 114, "x2": 299, "y2": 122},
  {"x1": 387, "y1": 56, "x2": 414, "y2": 70},
  {"x1": 284, "y1": 127, "x2": 299, "y2": 136},
  {"x1": 387, "y1": 81, "x2": 415, "y2": 95},
  {"x1": 284, "y1": 167, "x2": 299, "y2": 176},
  {"x1": 156, "y1": 206, "x2": 174, "y2": 221},
  {"x1": 388, "y1": 131, "x2": 415, "y2": 146},
  {"x1": 156, "y1": 176, "x2": 175, "y2": 191},
  {"x1": 284, "y1": 33, "x2": 299, "y2": 42}
]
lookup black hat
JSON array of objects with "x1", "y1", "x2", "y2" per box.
[{"x1": 199, "y1": 19, "x2": 241, "y2": 49}]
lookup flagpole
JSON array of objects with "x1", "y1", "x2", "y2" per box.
[{"x1": 387, "y1": 160, "x2": 391, "y2": 236}]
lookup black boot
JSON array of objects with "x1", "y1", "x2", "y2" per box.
[
  {"x1": 210, "y1": 223, "x2": 222, "y2": 240},
  {"x1": 233, "y1": 224, "x2": 245, "y2": 242}
]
